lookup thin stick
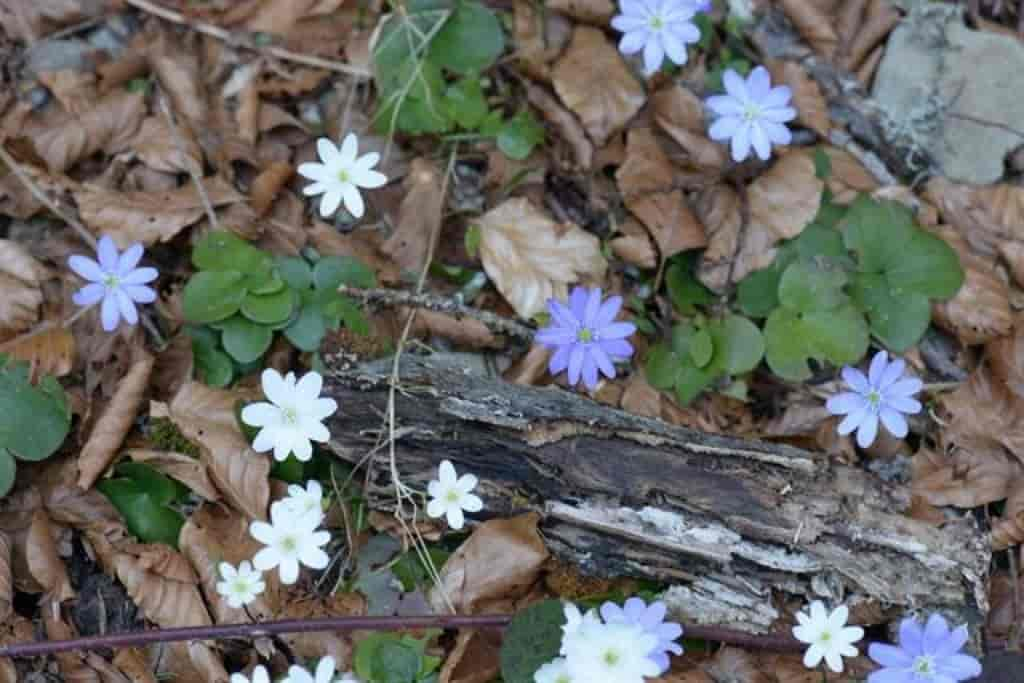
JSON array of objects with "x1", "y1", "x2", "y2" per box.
[
  {"x1": 338, "y1": 285, "x2": 534, "y2": 343},
  {"x1": 157, "y1": 94, "x2": 219, "y2": 231},
  {"x1": 0, "y1": 613, "x2": 809, "y2": 659},
  {"x1": 123, "y1": 0, "x2": 370, "y2": 78},
  {"x1": 0, "y1": 145, "x2": 96, "y2": 249}
]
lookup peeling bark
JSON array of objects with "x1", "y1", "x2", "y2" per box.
[{"x1": 323, "y1": 353, "x2": 989, "y2": 640}]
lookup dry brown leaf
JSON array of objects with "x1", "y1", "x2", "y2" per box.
[
  {"x1": 992, "y1": 478, "x2": 1024, "y2": 550},
  {"x1": 0, "y1": 532, "x2": 11, "y2": 621},
  {"x1": 111, "y1": 649, "x2": 157, "y2": 683},
  {"x1": 166, "y1": 381, "x2": 270, "y2": 520},
  {"x1": 78, "y1": 352, "x2": 155, "y2": 490},
  {"x1": 617, "y1": 128, "x2": 707, "y2": 260},
  {"x1": 610, "y1": 217, "x2": 658, "y2": 269},
  {"x1": 705, "y1": 647, "x2": 771, "y2": 683},
  {"x1": 697, "y1": 151, "x2": 824, "y2": 292},
  {"x1": 650, "y1": 83, "x2": 728, "y2": 172},
  {"x1": 26, "y1": 510, "x2": 74, "y2": 602},
  {"x1": 0, "y1": 0, "x2": 103, "y2": 41},
  {"x1": 520, "y1": 78, "x2": 593, "y2": 170},
  {"x1": 547, "y1": 0, "x2": 615, "y2": 24},
  {"x1": 778, "y1": 0, "x2": 838, "y2": 57},
  {"x1": 842, "y1": 0, "x2": 900, "y2": 74},
  {"x1": 43, "y1": 598, "x2": 101, "y2": 683},
  {"x1": 37, "y1": 69, "x2": 98, "y2": 117},
  {"x1": 988, "y1": 315, "x2": 1024, "y2": 400},
  {"x1": 115, "y1": 552, "x2": 210, "y2": 627},
  {"x1": 20, "y1": 90, "x2": 146, "y2": 173},
  {"x1": 478, "y1": 198, "x2": 607, "y2": 318},
  {"x1": 514, "y1": 1, "x2": 572, "y2": 80},
  {"x1": 179, "y1": 503, "x2": 279, "y2": 624},
  {"x1": 924, "y1": 178, "x2": 1024, "y2": 288},
  {"x1": 940, "y1": 365, "x2": 1024, "y2": 465},
  {"x1": 0, "y1": 239, "x2": 45, "y2": 342},
  {"x1": 250, "y1": 161, "x2": 294, "y2": 217},
  {"x1": 381, "y1": 158, "x2": 443, "y2": 274},
  {"x1": 429, "y1": 513, "x2": 549, "y2": 613},
  {"x1": 124, "y1": 450, "x2": 221, "y2": 502},
  {"x1": 765, "y1": 60, "x2": 829, "y2": 138},
  {"x1": 129, "y1": 117, "x2": 203, "y2": 176},
  {"x1": 551, "y1": 26, "x2": 645, "y2": 146},
  {"x1": 74, "y1": 176, "x2": 244, "y2": 248},
  {"x1": 278, "y1": 593, "x2": 363, "y2": 664},
  {"x1": 150, "y1": 52, "x2": 206, "y2": 127},
  {"x1": 929, "y1": 225, "x2": 1012, "y2": 346},
  {"x1": 620, "y1": 372, "x2": 662, "y2": 419},
  {"x1": 820, "y1": 146, "x2": 879, "y2": 204},
  {"x1": 651, "y1": 669, "x2": 714, "y2": 683},
  {"x1": 409, "y1": 309, "x2": 500, "y2": 349},
  {"x1": 912, "y1": 446, "x2": 1022, "y2": 509},
  {"x1": 2, "y1": 320, "x2": 74, "y2": 377}
]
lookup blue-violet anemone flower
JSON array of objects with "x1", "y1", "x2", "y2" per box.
[
  {"x1": 867, "y1": 613, "x2": 982, "y2": 683},
  {"x1": 600, "y1": 597, "x2": 683, "y2": 673},
  {"x1": 826, "y1": 350, "x2": 923, "y2": 449},
  {"x1": 537, "y1": 286, "x2": 637, "y2": 391},
  {"x1": 68, "y1": 235, "x2": 158, "y2": 332}
]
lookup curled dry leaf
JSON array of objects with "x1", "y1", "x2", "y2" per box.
[
  {"x1": 698, "y1": 151, "x2": 823, "y2": 292},
  {"x1": 940, "y1": 364, "x2": 1024, "y2": 464},
  {"x1": 620, "y1": 372, "x2": 662, "y2": 419},
  {"x1": 778, "y1": 0, "x2": 838, "y2": 58},
  {"x1": 839, "y1": 0, "x2": 901, "y2": 74},
  {"x1": 250, "y1": 160, "x2": 294, "y2": 217},
  {"x1": 547, "y1": 0, "x2": 615, "y2": 24},
  {"x1": 440, "y1": 628, "x2": 502, "y2": 683},
  {"x1": 991, "y1": 478, "x2": 1024, "y2": 550},
  {"x1": 651, "y1": 83, "x2": 728, "y2": 172},
  {"x1": 150, "y1": 51, "x2": 206, "y2": 127},
  {"x1": 74, "y1": 176, "x2": 244, "y2": 248},
  {"x1": 114, "y1": 552, "x2": 210, "y2": 628},
  {"x1": 166, "y1": 381, "x2": 270, "y2": 521},
  {"x1": 278, "y1": 593, "x2": 364, "y2": 664},
  {"x1": 924, "y1": 178, "x2": 1024, "y2": 288},
  {"x1": 820, "y1": 146, "x2": 879, "y2": 204},
  {"x1": 0, "y1": 239, "x2": 45, "y2": 342},
  {"x1": 520, "y1": 77, "x2": 593, "y2": 170},
  {"x1": 19, "y1": 90, "x2": 146, "y2": 173},
  {"x1": 610, "y1": 216, "x2": 658, "y2": 270},
  {"x1": 37, "y1": 69, "x2": 98, "y2": 117},
  {"x1": 551, "y1": 26, "x2": 646, "y2": 146},
  {"x1": 77, "y1": 351, "x2": 155, "y2": 490},
  {"x1": 122, "y1": 543, "x2": 197, "y2": 583},
  {"x1": 2, "y1": 320, "x2": 75, "y2": 378},
  {"x1": 765, "y1": 60, "x2": 829, "y2": 138},
  {"x1": 477, "y1": 198, "x2": 607, "y2": 319},
  {"x1": 929, "y1": 225, "x2": 1012, "y2": 346},
  {"x1": 988, "y1": 315, "x2": 1024, "y2": 400},
  {"x1": 913, "y1": 446, "x2": 1022, "y2": 509},
  {"x1": 514, "y1": 1, "x2": 573, "y2": 81},
  {"x1": 0, "y1": 0, "x2": 103, "y2": 42},
  {"x1": 705, "y1": 647, "x2": 772, "y2": 683},
  {"x1": 129, "y1": 117, "x2": 203, "y2": 175},
  {"x1": 26, "y1": 510, "x2": 74, "y2": 602},
  {"x1": 0, "y1": 532, "x2": 11, "y2": 621},
  {"x1": 410, "y1": 309, "x2": 500, "y2": 349},
  {"x1": 381, "y1": 158, "x2": 443, "y2": 274},
  {"x1": 179, "y1": 503, "x2": 279, "y2": 624},
  {"x1": 42, "y1": 598, "x2": 102, "y2": 683},
  {"x1": 112, "y1": 649, "x2": 158, "y2": 683},
  {"x1": 617, "y1": 128, "x2": 707, "y2": 261},
  {"x1": 125, "y1": 449, "x2": 221, "y2": 502},
  {"x1": 429, "y1": 513, "x2": 549, "y2": 613}
]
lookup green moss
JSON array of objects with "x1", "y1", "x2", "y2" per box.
[{"x1": 146, "y1": 417, "x2": 199, "y2": 457}]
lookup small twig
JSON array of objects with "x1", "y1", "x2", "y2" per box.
[
  {"x1": 122, "y1": 0, "x2": 370, "y2": 78},
  {"x1": 827, "y1": 130, "x2": 897, "y2": 186},
  {"x1": 947, "y1": 112, "x2": 1024, "y2": 139},
  {"x1": 0, "y1": 145, "x2": 96, "y2": 249},
  {"x1": 338, "y1": 286, "x2": 534, "y2": 343},
  {"x1": 0, "y1": 613, "x2": 808, "y2": 659},
  {"x1": 157, "y1": 94, "x2": 219, "y2": 231}
]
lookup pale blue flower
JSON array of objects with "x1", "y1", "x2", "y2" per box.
[
  {"x1": 868, "y1": 614, "x2": 982, "y2": 683},
  {"x1": 706, "y1": 66, "x2": 797, "y2": 162},
  {"x1": 612, "y1": 0, "x2": 701, "y2": 75},
  {"x1": 536, "y1": 287, "x2": 636, "y2": 391},
  {"x1": 826, "y1": 350, "x2": 923, "y2": 449},
  {"x1": 600, "y1": 598, "x2": 683, "y2": 673},
  {"x1": 68, "y1": 235, "x2": 158, "y2": 332}
]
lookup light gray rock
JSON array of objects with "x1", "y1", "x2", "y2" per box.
[{"x1": 873, "y1": 5, "x2": 1024, "y2": 183}]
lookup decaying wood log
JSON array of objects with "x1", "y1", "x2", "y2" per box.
[{"x1": 322, "y1": 352, "x2": 989, "y2": 639}]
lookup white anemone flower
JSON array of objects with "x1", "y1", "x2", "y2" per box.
[
  {"x1": 534, "y1": 657, "x2": 573, "y2": 683},
  {"x1": 611, "y1": 0, "x2": 701, "y2": 76},
  {"x1": 215, "y1": 560, "x2": 265, "y2": 608},
  {"x1": 68, "y1": 234, "x2": 158, "y2": 331},
  {"x1": 230, "y1": 665, "x2": 270, "y2": 683},
  {"x1": 426, "y1": 460, "x2": 483, "y2": 530},
  {"x1": 297, "y1": 134, "x2": 387, "y2": 219},
  {"x1": 281, "y1": 480, "x2": 325, "y2": 524},
  {"x1": 250, "y1": 501, "x2": 330, "y2": 585},
  {"x1": 242, "y1": 369, "x2": 338, "y2": 462},
  {"x1": 792, "y1": 601, "x2": 864, "y2": 673},
  {"x1": 283, "y1": 656, "x2": 342, "y2": 683},
  {"x1": 562, "y1": 619, "x2": 659, "y2": 683}
]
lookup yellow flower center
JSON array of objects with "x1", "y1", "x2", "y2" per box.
[
  {"x1": 577, "y1": 328, "x2": 594, "y2": 343},
  {"x1": 649, "y1": 15, "x2": 664, "y2": 29},
  {"x1": 281, "y1": 535, "x2": 298, "y2": 553},
  {"x1": 281, "y1": 407, "x2": 298, "y2": 425},
  {"x1": 913, "y1": 655, "x2": 935, "y2": 676},
  {"x1": 445, "y1": 490, "x2": 461, "y2": 504},
  {"x1": 603, "y1": 650, "x2": 620, "y2": 666},
  {"x1": 338, "y1": 168, "x2": 351, "y2": 183},
  {"x1": 742, "y1": 102, "x2": 763, "y2": 122}
]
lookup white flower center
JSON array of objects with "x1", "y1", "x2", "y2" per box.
[
  {"x1": 280, "y1": 534, "x2": 299, "y2": 554},
  {"x1": 818, "y1": 629, "x2": 832, "y2": 643},
  {"x1": 281, "y1": 407, "x2": 299, "y2": 425},
  {"x1": 555, "y1": 676, "x2": 571, "y2": 683},
  {"x1": 866, "y1": 390, "x2": 882, "y2": 411},
  {"x1": 338, "y1": 168, "x2": 351, "y2": 183},
  {"x1": 742, "y1": 101, "x2": 763, "y2": 122},
  {"x1": 912, "y1": 655, "x2": 935, "y2": 677},
  {"x1": 602, "y1": 648, "x2": 621, "y2": 667},
  {"x1": 233, "y1": 578, "x2": 250, "y2": 594},
  {"x1": 576, "y1": 327, "x2": 595, "y2": 343},
  {"x1": 445, "y1": 489, "x2": 461, "y2": 504}
]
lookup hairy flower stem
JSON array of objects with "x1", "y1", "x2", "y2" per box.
[{"x1": 0, "y1": 614, "x2": 807, "y2": 659}]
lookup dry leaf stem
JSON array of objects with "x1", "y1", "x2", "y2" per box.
[
  {"x1": 157, "y1": 95, "x2": 219, "y2": 231},
  {"x1": 0, "y1": 613, "x2": 806, "y2": 659},
  {"x1": 337, "y1": 285, "x2": 535, "y2": 343},
  {"x1": 123, "y1": 0, "x2": 371, "y2": 78},
  {"x1": 0, "y1": 145, "x2": 96, "y2": 249}
]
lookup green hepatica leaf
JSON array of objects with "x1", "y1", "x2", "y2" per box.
[
  {"x1": 497, "y1": 110, "x2": 545, "y2": 161},
  {"x1": 886, "y1": 230, "x2": 964, "y2": 299},
  {"x1": 445, "y1": 75, "x2": 488, "y2": 129},
  {"x1": 240, "y1": 287, "x2": 297, "y2": 325},
  {"x1": 666, "y1": 260, "x2": 714, "y2": 315},
  {"x1": 765, "y1": 305, "x2": 869, "y2": 381},
  {"x1": 220, "y1": 315, "x2": 273, "y2": 364},
  {"x1": 689, "y1": 328, "x2": 714, "y2": 368},
  {"x1": 0, "y1": 360, "x2": 70, "y2": 462},
  {"x1": 675, "y1": 365, "x2": 714, "y2": 405},
  {"x1": 850, "y1": 272, "x2": 931, "y2": 352},
  {"x1": 737, "y1": 265, "x2": 782, "y2": 318},
  {"x1": 707, "y1": 314, "x2": 764, "y2": 375},
  {"x1": 285, "y1": 304, "x2": 328, "y2": 352},
  {"x1": 429, "y1": 1, "x2": 504, "y2": 74},
  {"x1": 645, "y1": 344, "x2": 680, "y2": 390},
  {"x1": 500, "y1": 600, "x2": 566, "y2": 683},
  {"x1": 97, "y1": 463, "x2": 185, "y2": 547},
  {"x1": 0, "y1": 449, "x2": 14, "y2": 498},
  {"x1": 277, "y1": 256, "x2": 313, "y2": 291},
  {"x1": 314, "y1": 255, "x2": 377, "y2": 291},
  {"x1": 183, "y1": 271, "x2": 247, "y2": 323},
  {"x1": 841, "y1": 196, "x2": 917, "y2": 274},
  {"x1": 778, "y1": 260, "x2": 847, "y2": 313},
  {"x1": 193, "y1": 230, "x2": 274, "y2": 274}
]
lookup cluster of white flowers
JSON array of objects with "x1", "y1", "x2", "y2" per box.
[
  {"x1": 230, "y1": 658, "x2": 361, "y2": 683},
  {"x1": 536, "y1": 600, "x2": 682, "y2": 683}
]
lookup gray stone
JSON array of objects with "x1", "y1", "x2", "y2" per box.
[{"x1": 872, "y1": 5, "x2": 1024, "y2": 184}]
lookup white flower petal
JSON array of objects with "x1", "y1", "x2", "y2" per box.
[
  {"x1": 826, "y1": 392, "x2": 866, "y2": 416},
  {"x1": 841, "y1": 366, "x2": 870, "y2": 393},
  {"x1": 730, "y1": 123, "x2": 751, "y2": 162},
  {"x1": 879, "y1": 408, "x2": 908, "y2": 438},
  {"x1": 317, "y1": 138, "x2": 341, "y2": 165},
  {"x1": 722, "y1": 69, "x2": 748, "y2": 100},
  {"x1": 446, "y1": 505, "x2": 465, "y2": 530},
  {"x1": 73, "y1": 283, "x2": 106, "y2": 307},
  {"x1": 856, "y1": 413, "x2": 879, "y2": 448},
  {"x1": 354, "y1": 168, "x2": 388, "y2": 189},
  {"x1": 709, "y1": 116, "x2": 741, "y2": 141},
  {"x1": 117, "y1": 243, "x2": 144, "y2": 276},
  {"x1": 97, "y1": 235, "x2": 120, "y2": 272},
  {"x1": 339, "y1": 133, "x2": 359, "y2": 163},
  {"x1": 68, "y1": 255, "x2": 105, "y2": 282},
  {"x1": 261, "y1": 369, "x2": 291, "y2": 405},
  {"x1": 642, "y1": 36, "x2": 665, "y2": 75},
  {"x1": 341, "y1": 183, "x2": 365, "y2": 218},
  {"x1": 252, "y1": 427, "x2": 277, "y2": 453},
  {"x1": 461, "y1": 494, "x2": 483, "y2": 513},
  {"x1": 319, "y1": 189, "x2": 344, "y2": 217},
  {"x1": 438, "y1": 460, "x2": 457, "y2": 486},
  {"x1": 242, "y1": 402, "x2": 280, "y2": 428},
  {"x1": 297, "y1": 162, "x2": 330, "y2": 181},
  {"x1": 427, "y1": 497, "x2": 447, "y2": 519},
  {"x1": 100, "y1": 292, "x2": 120, "y2": 331}
]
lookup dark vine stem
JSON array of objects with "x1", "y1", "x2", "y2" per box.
[{"x1": 0, "y1": 613, "x2": 806, "y2": 659}]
